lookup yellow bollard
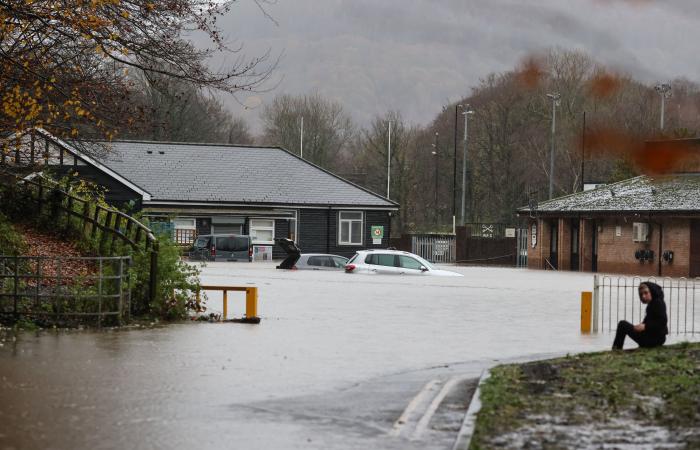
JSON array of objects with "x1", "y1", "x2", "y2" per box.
[
  {"x1": 581, "y1": 291, "x2": 592, "y2": 333},
  {"x1": 222, "y1": 289, "x2": 228, "y2": 320},
  {"x1": 246, "y1": 287, "x2": 258, "y2": 319}
]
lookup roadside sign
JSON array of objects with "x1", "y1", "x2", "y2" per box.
[{"x1": 371, "y1": 225, "x2": 384, "y2": 245}]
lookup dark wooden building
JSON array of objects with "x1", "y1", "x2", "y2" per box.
[{"x1": 3, "y1": 129, "x2": 398, "y2": 259}]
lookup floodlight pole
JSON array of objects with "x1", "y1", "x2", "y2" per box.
[
  {"x1": 655, "y1": 83, "x2": 671, "y2": 131},
  {"x1": 460, "y1": 107, "x2": 474, "y2": 224},
  {"x1": 387, "y1": 120, "x2": 392, "y2": 199},
  {"x1": 300, "y1": 116, "x2": 304, "y2": 158},
  {"x1": 547, "y1": 93, "x2": 561, "y2": 199}
]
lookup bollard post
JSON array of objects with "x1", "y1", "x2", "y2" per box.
[
  {"x1": 246, "y1": 287, "x2": 258, "y2": 319},
  {"x1": 222, "y1": 289, "x2": 228, "y2": 320},
  {"x1": 581, "y1": 291, "x2": 592, "y2": 333},
  {"x1": 196, "y1": 288, "x2": 201, "y2": 311}
]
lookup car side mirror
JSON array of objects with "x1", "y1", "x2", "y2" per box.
[{"x1": 420, "y1": 266, "x2": 428, "y2": 272}]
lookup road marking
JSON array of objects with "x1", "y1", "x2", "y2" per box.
[
  {"x1": 388, "y1": 379, "x2": 441, "y2": 437},
  {"x1": 411, "y1": 376, "x2": 463, "y2": 440}
]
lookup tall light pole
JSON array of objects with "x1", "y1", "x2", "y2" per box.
[
  {"x1": 386, "y1": 120, "x2": 392, "y2": 199},
  {"x1": 655, "y1": 83, "x2": 671, "y2": 131},
  {"x1": 460, "y1": 106, "x2": 474, "y2": 224},
  {"x1": 300, "y1": 116, "x2": 304, "y2": 158},
  {"x1": 453, "y1": 105, "x2": 462, "y2": 224},
  {"x1": 547, "y1": 93, "x2": 561, "y2": 199},
  {"x1": 431, "y1": 132, "x2": 439, "y2": 225}
]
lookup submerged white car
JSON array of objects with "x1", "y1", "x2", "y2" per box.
[{"x1": 344, "y1": 250, "x2": 463, "y2": 277}]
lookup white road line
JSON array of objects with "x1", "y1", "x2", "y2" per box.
[
  {"x1": 388, "y1": 379, "x2": 441, "y2": 437},
  {"x1": 411, "y1": 376, "x2": 463, "y2": 440}
]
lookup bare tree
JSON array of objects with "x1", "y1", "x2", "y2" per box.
[{"x1": 260, "y1": 93, "x2": 354, "y2": 170}]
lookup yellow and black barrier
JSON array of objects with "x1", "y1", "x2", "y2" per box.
[
  {"x1": 580, "y1": 291, "x2": 592, "y2": 333},
  {"x1": 196, "y1": 285, "x2": 260, "y2": 324}
]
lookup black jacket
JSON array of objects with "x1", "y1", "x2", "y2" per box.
[{"x1": 642, "y1": 282, "x2": 668, "y2": 338}]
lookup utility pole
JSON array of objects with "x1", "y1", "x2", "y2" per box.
[
  {"x1": 387, "y1": 120, "x2": 392, "y2": 199},
  {"x1": 300, "y1": 116, "x2": 304, "y2": 158},
  {"x1": 580, "y1": 111, "x2": 586, "y2": 192},
  {"x1": 431, "y1": 132, "x2": 439, "y2": 225},
  {"x1": 547, "y1": 93, "x2": 561, "y2": 199},
  {"x1": 453, "y1": 105, "x2": 462, "y2": 223},
  {"x1": 655, "y1": 83, "x2": 671, "y2": 131},
  {"x1": 460, "y1": 106, "x2": 474, "y2": 224}
]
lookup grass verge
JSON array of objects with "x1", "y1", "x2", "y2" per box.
[{"x1": 470, "y1": 342, "x2": 700, "y2": 449}]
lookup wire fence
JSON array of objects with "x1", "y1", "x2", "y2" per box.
[
  {"x1": 592, "y1": 275, "x2": 700, "y2": 334},
  {"x1": 0, "y1": 255, "x2": 131, "y2": 326}
]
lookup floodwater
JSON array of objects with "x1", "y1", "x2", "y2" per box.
[{"x1": 1, "y1": 264, "x2": 697, "y2": 449}]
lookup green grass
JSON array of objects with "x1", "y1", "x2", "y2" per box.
[{"x1": 470, "y1": 342, "x2": 700, "y2": 449}]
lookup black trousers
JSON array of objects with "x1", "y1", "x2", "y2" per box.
[{"x1": 612, "y1": 320, "x2": 665, "y2": 349}]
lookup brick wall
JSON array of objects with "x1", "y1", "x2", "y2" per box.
[
  {"x1": 586, "y1": 218, "x2": 690, "y2": 277},
  {"x1": 527, "y1": 216, "x2": 694, "y2": 277}
]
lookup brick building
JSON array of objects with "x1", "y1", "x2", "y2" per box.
[{"x1": 518, "y1": 174, "x2": 700, "y2": 277}]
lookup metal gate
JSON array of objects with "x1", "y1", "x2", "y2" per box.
[
  {"x1": 592, "y1": 275, "x2": 700, "y2": 334},
  {"x1": 516, "y1": 227, "x2": 528, "y2": 268},
  {"x1": 411, "y1": 235, "x2": 456, "y2": 264}
]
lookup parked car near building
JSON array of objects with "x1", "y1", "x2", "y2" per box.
[
  {"x1": 344, "y1": 249, "x2": 463, "y2": 276},
  {"x1": 188, "y1": 234, "x2": 253, "y2": 262},
  {"x1": 275, "y1": 238, "x2": 348, "y2": 270}
]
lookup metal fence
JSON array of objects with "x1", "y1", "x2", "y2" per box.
[
  {"x1": 516, "y1": 227, "x2": 528, "y2": 268},
  {"x1": 0, "y1": 255, "x2": 131, "y2": 325},
  {"x1": 411, "y1": 234, "x2": 456, "y2": 264},
  {"x1": 592, "y1": 275, "x2": 700, "y2": 334}
]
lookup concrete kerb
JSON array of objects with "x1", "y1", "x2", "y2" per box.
[
  {"x1": 451, "y1": 369, "x2": 490, "y2": 450},
  {"x1": 450, "y1": 351, "x2": 574, "y2": 450}
]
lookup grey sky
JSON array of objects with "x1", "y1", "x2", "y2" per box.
[{"x1": 205, "y1": 0, "x2": 700, "y2": 132}]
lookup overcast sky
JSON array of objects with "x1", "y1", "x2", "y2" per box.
[{"x1": 204, "y1": 0, "x2": 700, "y2": 132}]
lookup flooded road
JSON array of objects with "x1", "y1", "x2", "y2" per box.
[{"x1": 1, "y1": 264, "x2": 696, "y2": 449}]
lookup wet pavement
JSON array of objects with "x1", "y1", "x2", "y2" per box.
[{"x1": 1, "y1": 264, "x2": 697, "y2": 449}]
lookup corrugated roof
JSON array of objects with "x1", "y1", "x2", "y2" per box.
[
  {"x1": 90, "y1": 140, "x2": 397, "y2": 208},
  {"x1": 518, "y1": 174, "x2": 700, "y2": 214}
]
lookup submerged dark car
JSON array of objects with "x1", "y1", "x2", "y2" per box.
[
  {"x1": 189, "y1": 234, "x2": 253, "y2": 262},
  {"x1": 275, "y1": 238, "x2": 348, "y2": 270}
]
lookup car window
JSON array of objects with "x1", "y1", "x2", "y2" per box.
[
  {"x1": 364, "y1": 254, "x2": 375, "y2": 265},
  {"x1": 399, "y1": 255, "x2": 424, "y2": 270},
  {"x1": 307, "y1": 256, "x2": 326, "y2": 267},
  {"x1": 216, "y1": 236, "x2": 232, "y2": 251},
  {"x1": 376, "y1": 254, "x2": 396, "y2": 267},
  {"x1": 194, "y1": 236, "x2": 210, "y2": 248},
  {"x1": 215, "y1": 236, "x2": 249, "y2": 252},
  {"x1": 332, "y1": 256, "x2": 348, "y2": 268}
]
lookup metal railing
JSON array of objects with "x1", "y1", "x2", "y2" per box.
[
  {"x1": 592, "y1": 275, "x2": 699, "y2": 334},
  {"x1": 411, "y1": 234, "x2": 456, "y2": 264},
  {"x1": 0, "y1": 168, "x2": 158, "y2": 306},
  {"x1": 516, "y1": 227, "x2": 528, "y2": 268},
  {"x1": 0, "y1": 255, "x2": 131, "y2": 325}
]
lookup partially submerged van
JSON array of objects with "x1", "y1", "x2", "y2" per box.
[{"x1": 189, "y1": 234, "x2": 253, "y2": 262}]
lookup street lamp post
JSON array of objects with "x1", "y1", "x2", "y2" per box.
[
  {"x1": 300, "y1": 116, "x2": 304, "y2": 159},
  {"x1": 431, "y1": 132, "x2": 439, "y2": 225},
  {"x1": 386, "y1": 120, "x2": 392, "y2": 199},
  {"x1": 547, "y1": 93, "x2": 561, "y2": 199},
  {"x1": 460, "y1": 106, "x2": 474, "y2": 224},
  {"x1": 453, "y1": 105, "x2": 462, "y2": 225},
  {"x1": 655, "y1": 83, "x2": 672, "y2": 131}
]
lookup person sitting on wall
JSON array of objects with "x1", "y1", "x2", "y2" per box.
[{"x1": 612, "y1": 282, "x2": 668, "y2": 350}]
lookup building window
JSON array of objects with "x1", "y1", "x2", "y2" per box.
[
  {"x1": 338, "y1": 211, "x2": 363, "y2": 245},
  {"x1": 250, "y1": 219, "x2": 275, "y2": 244},
  {"x1": 172, "y1": 218, "x2": 196, "y2": 245}
]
